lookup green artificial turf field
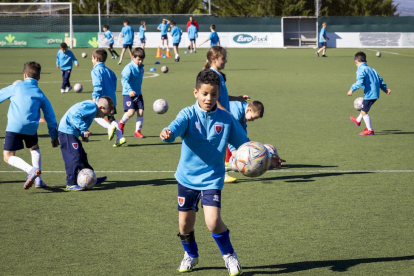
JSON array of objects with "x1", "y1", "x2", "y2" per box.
[{"x1": 1, "y1": 47, "x2": 414, "y2": 275}]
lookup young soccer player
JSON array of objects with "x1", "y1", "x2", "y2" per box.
[
  {"x1": 316, "y1": 22, "x2": 328, "y2": 57},
  {"x1": 58, "y1": 97, "x2": 113, "y2": 191},
  {"x1": 169, "y1": 21, "x2": 183, "y2": 62},
  {"x1": 91, "y1": 48, "x2": 125, "y2": 147},
  {"x1": 160, "y1": 69, "x2": 249, "y2": 275},
  {"x1": 157, "y1": 18, "x2": 170, "y2": 50},
  {"x1": 102, "y1": 25, "x2": 120, "y2": 59},
  {"x1": 187, "y1": 21, "x2": 198, "y2": 53},
  {"x1": 56, "y1": 42, "x2": 78, "y2": 93},
  {"x1": 118, "y1": 47, "x2": 146, "y2": 138},
  {"x1": 199, "y1": 24, "x2": 220, "y2": 47},
  {"x1": 348, "y1": 51, "x2": 391, "y2": 136},
  {"x1": 118, "y1": 20, "x2": 134, "y2": 65},
  {"x1": 139, "y1": 21, "x2": 146, "y2": 49},
  {"x1": 0, "y1": 62, "x2": 59, "y2": 189}
]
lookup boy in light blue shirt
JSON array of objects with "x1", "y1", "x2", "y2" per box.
[
  {"x1": 58, "y1": 97, "x2": 113, "y2": 191},
  {"x1": 169, "y1": 21, "x2": 183, "y2": 62},
  {"x1": 118, "y1": 47, "x2": 146, "y2": 138},
  {"x1": 118, "y1": 20, "x2": 135, "y2": 65},
  {"x1": 91, "y1": 48, "x2": 125, "y2": 147},
  {"x1": 139, "y1": 21, "x2": 146, "y2": 49},
  {"x1": 56, "y1": 42, "x2": 79, "y2": 93},
  {"x1": 157, "y1": 18, "x2": 170, "y2": 50},
  {"x1": 348, "y1": 52, "x2": 391, "y2": 136},
  {"x1": 187, "y1": 22, "x2": 198, "y2": 53},
  {"x1": 1, "y1": 62, "x2": 59, "y2": 189},
  {"x1": 200, "y1": 24, "x2": 220, "y2": 47},
  {"x1": 316, "y1": 22, "x2": 328, "y2": 57},
  {"x1": 102, "y1": 25, "x2": 119, "y2": 59}
]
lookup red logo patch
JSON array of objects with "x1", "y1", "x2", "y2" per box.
[
  {"x1": 214, "y1": 123, "x2": 224, "y2": 135},
  {"x1": 72, "y1": 143, "x2": 78, "y2": 149},
  {"x1": 126, "y1": 101, "x2": 131, "y2": 107},
  {"x1": 178, "y1": 197, "x2": 185, "y2": 207}
]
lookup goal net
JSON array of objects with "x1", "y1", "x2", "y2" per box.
[{"x1": 0, "y1": 2, "x2": 73, "y2": 48}]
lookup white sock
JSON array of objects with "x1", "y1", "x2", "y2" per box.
[
  {"x1": 30, "y1": 149, "x2": 42, "y2": 180},
  {"x1": 121, "y1": 114, "x2": 130, "y2": 124},
  {"x1": 94, "y1": 118, "x2": 111, "y2": 129},
  {"x1": 357, "y1": 114, "x2": 363, "y2": 122},
  {"x1": 175, "y1": 54, "x2": 179, "y2": 59},
  {"x1": 111, "y1": 120, "x2": 124, "y2": 139},
  {"x1": 8, "y1": 156, "x2": 32, "y2": 173},
  {"x1": 363, "y1": 114, "x2": 373, "y2": 130},
  {"x1": 136, "y1": 117, "x2": 143, "y2": 132}
]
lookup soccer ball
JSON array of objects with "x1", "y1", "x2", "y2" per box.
[
  {"x1": 161, "y1": 66, "x2": 169, "y2": 73},
  {"x1": 153, "y1": 99, "x2": 169, "y2": 114},
  {"x1": 228, "y1": 156, "x2": 238, "y2": 172},
  {"x1": 82, "y1": 52, "x2": 87, "y2": 58},
  {"x1": 376, "y1": 51, "x2": 381, "y2": 57},
  {"x1": 74, "y1": 83, "x2": 83, "y2": 93},
  {"x1": 235, "y1": 141, "x2": 270, "y2": 177},
  {"x1": 264, "y1": 144, "x2": 278, "y2": 169},
  {"x1": 77, "y1": 168, "x2": 97, "y2": 189},
  {"x1": 354, "y1": 97, "x2": 364, "y2": 111},
  {"x1": 12, "y1": 80, "x2": 22, "y2": 85}
]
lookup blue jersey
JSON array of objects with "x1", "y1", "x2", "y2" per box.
[
  {"x1": 104, "y1": 30, "x2": 114, "y2": 43},
  {"x1": 121, "y1": 61, "x2": 144, "y2": 96},
  {"x1": 319, "y1": 27, "x2": 327, "y2": 43},
  {"x1": 210, "y1": 68, "x2": 229, "y2": 111},
  {"x1": 170, "y1": 26, "x2": 182, "y2": 43},
  {"x1": 58, "y1": 100, "x2": 97, "y2": 138},
  {"x1": 0, "y1": 78, "x2": 58, "y2": 139},
  {"x1": 56, "y1": 49, "x2": 78, "y2": 71},
  {"x1": 158, "y1": 22, "x2": 169, "y2": 35},
  {"x1": 187, "y1": 25, "x2": 198, "y2": 40},
  {"x1": 209, "y1": 31, "x2": 220, "y2": 46},
  {"x1": 163, "y1": 102, "x2": 249, "y2": 190},
  {"x1": 139, "y1": 25, "x2": 146, "y2": 39},
  {"x1": 350, "y1": 63, "x2": 388, "y2": 100},
  {"x1": 121, "y1": 25, "x2": 134, "y2": 44},
  {"x1": 91, "y1": 63, "x2": 117, "y2": 106},
  {"x1": 228, "y1": 101, "x2": 248, "y2": 152}
]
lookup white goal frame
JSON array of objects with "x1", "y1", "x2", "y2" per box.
[{"x1": 0, "y1": 2, "x2": 73, "y2": 48}]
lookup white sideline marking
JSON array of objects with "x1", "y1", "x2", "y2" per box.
[{"x1": 366, "y1": 48, "x2": 401, "y2": 55}]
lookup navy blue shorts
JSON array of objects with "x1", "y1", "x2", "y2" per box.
[
  {"x1": 173, "y1": 42, "x2": 180, "y2": 47},
  {"x1": 123, "y1": 94, "x2": 144, "y2": 111},
  {"x1": 108, "y1": 42, "x2": 114, "y2": 49},
  {"x1": 190, "y1": 39, "x2": 196, "y2": 42},
  {"x1": 361, "y1": 99, "x2": 377, "y2": 113},
  {"x1": 177, "y1": 183, "x2": 222, "y2": 212},
  {"x1": 140, "y1": 38, "x2": 146, "y2": 44},
  {"x1": 161, "y1": 34, "x2": 168, "y2": 40},
  {"x1": 123, "y1": 44, "x2": 132, "y2": 49},
  {"x1": 320, "y1": 42, "x2": 327, "y2": 47},
  {"x1": 4, "y1": 131, "x2": 38, "y2": 151}
]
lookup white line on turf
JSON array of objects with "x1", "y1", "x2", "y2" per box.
[
  {"x1": 366, "y1": 48, "x2": 400, "y2": 55},
  {"x1": 1, "y1": 170, "x2": 414, "y2": 173}
]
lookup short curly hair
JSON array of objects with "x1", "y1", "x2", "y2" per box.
[{"x1": 195, "y1": 69, "x2": 220, "y2": 90}]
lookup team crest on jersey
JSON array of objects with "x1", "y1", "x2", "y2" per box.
[
  {"x1": 178, "y1": 197, "x2": 185, "y2": 207},
  {"x1": 214, "y1": 123, "x2": 224, "y2": 135},
  {"x1": 72, "y1": 143, "x2": 78, "y2": 149},
  {"x1": 126, "y1": 101, "x2": 131, "y2": 107}
]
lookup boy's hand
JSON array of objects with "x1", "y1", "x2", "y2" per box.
[
  {"x1": 75, "y1": 64, "x2": 79, "y2": 67},
  {"x1": 56, "y1": 65, "x2": 59, "y2": 69},
  {"x1": 386, "y1": 89, "x2": 391, "y2": 95},
  {"x1": 129, "y1": 91, "x2": 136, "y2": 97},
  {"x1": 271, "y1": 155, "x2": 286, "y2": 169},
  {"x1": 82, "y1": 131, "x2": 91, "y2": 142},
  {"x1": 347, "y1": 90, "x2": 353, "y2": 96},
  {"x1": 238, "y1": 95, "x2": 250, "y2": 102},
  {"x1": 160, "y1": 129, "x2": 172, "y2": 140},
  {"x1": 51, "y1": 138, "x2": 60, "y2": 148}
]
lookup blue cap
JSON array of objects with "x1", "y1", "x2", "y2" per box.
[
  {"x1": 149, "y1": 67, "x2": 156, "y2": 71},
  {"x1": 155, "y1": 61, "x2": 160, "y2": 64}
]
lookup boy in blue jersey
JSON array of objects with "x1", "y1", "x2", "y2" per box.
[
  {"x1": 1, "y1": 62, "x2": 59, "y2": 189},
  {"x1": 118, "y1": 20, "x2": 135, "y2": 65},
  {"x1": 160, "y1": 70, "x2": 249, "y2": 275},
  {"x1": 348, "y1": 52, "x2": 391, "y2": 136},
  {"x1": 139, "y1": 21, "x2": 146, "y2": 49},
  {"x1": 118, "y1": 47, "x2": 146, "y2": 138},
  {"x1": 102, "y1": 25, "x2": 120, "y2": 59},
  {"x1": 58, "y1": 97, "x2": 113, "y2": 191},
  {"x1": 187, "y1": 21, "x2": 198, "y2": 53},
  {"x1": 169, "y1": 21, "x2": 183, "y2": 62},
  {"x1": 91, "y1": 48, "x2": 125, "y2": 147},
  {"x1": 199, "y1": 24, "x2": 220, "y2": 47},
  {"x1": 157, "y1": 18, "x2": 170, "y2": 50},
  {"x1": 56, "y1": 42, "x2": 79, "y2": 93},
  {"x1": 316, "y1": 22, "x2": 328, "y2": 57}
]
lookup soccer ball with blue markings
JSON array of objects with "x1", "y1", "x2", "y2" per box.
[
  {"x1": 153, "y1": 99, "x2": 169, "y2": 114},
  {"x1": 235, "y1": 141, "x2": 270, "y2": 177},
  {"x1": 77, "y1": 168, "x2": 97, "y2": 189},
  {"x1": 354, "y1": 97, "x2": 364, "y2": 111}
]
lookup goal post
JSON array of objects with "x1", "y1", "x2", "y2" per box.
[{"x1": 0, "y1": 2, "x2": 73, "y2": 48}]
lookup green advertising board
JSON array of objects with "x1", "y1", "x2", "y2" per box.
[{"x1": 0, "y1": 32, "x2": 99, "y2": 48}]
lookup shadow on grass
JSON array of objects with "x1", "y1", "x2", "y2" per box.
[
  {"x1": 127, "y1": 142, "x2": 181, "y2": 147},
  {"x1": 375, "y1": 130, "x2": 414, "y2": 135},
  {"x1": 281, "y1": 164, "x2": 338, "y2": 169},
  {"x1": 0, "y1": 180, "x2": 24, "y2": 184},
  {"x1": 94, "y1": 178, "x2": 177, "y2": 190}
]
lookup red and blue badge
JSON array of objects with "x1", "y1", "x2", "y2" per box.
[
  {"x1": 72, "y1": 143, "x2": 78, "y2": 149},
  {"x1": 214, "y1": 123, "x2": 224, "y2": 135},
  {"x1": 178, "y1": 197, "x2": 185, "y2": 207},
  {"x1": 126, "y1": 101, "x2": 131, "y2": 107}
]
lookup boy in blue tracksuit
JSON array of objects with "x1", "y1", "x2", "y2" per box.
[
  {"x1": 56, "y1": 42, "x2": 79, "y2": 93},
  {"x1": 157, "y1": 18, "x2": 170, "y2": 50},
  {"x1": 200, "y1": 24, "x2": 220, "y2": 47},
  {"x1": 91, "y1": 48, "x2": 125, "y2": 147},
  {"x1": 1, "y1": 62, "x2": 59, "y2": 189},
  {"x1": 160, "y1": 69, "x2": 249, "y2": 275},
  {"x1": 118, "y1": 47, "x2": 146, "y2": 138},
  {"x1": 102, "y1": 25, "x2": 119, "y2": 59},
  {"x1": 169, "y1": 21, "x2": 183, "y2": 62},
  {"x1": 58, "y1": 97, "x2": 113, "y2": 191},
  {"x1": 316, "y1": 22, "x2": 328, "y2": 57},
  {"x1": 348, "y1": 51, "x2": 391, "y2": 136},
  {"x1": 187, "y1": 22, "x2": 198, "y2": 53},
  {"x1": 118, "y1": 20, "x2": 134, "y2": 65},
  {"x1": 139, "y1": 21, "x2": 146, "y2": 49}
]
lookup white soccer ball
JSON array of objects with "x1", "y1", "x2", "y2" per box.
[
  {"x1": 161, "y1": 66, "x2": 169, "y2": 73},
  {"x1": 354, "y1": 97, "x2": 363, "y2": 111},
  {"x1": 77, "y1": 168, "x2": 97, "y2": 189},
  {"x1": 376, "y1": 51, "x2": 381, "y2": 57},
  {"x1": 74, "y1": 83, "x2": 83, "y2": 93},
  {"x1": 153, "y1": 99, "x2": 169, "y2": 114},
  {"x1": 13, "y1": 80, "x2": 22, "y2": 85},
  {"x1": 264, "y1": 144, "x2": 278, "y2": 169},
  {"x1": 82, "y1": 52, "x2": 87, "y2": 58},
  {"x1": 228, "y1": 156, "x2": 239, "y2": 172},
  {"x1": 235, "y1": 141, "x2": 270, "y2": 177}
]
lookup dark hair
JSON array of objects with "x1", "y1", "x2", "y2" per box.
[
  {"x1": 133, "y1": 47, "x2": 146, "y2": 59},
  {"x1": 92, "y1": 48, "x2": 107, "y2": 62},
  {"x1": 103, "y1": 24, "x2": 109, "y2": 29},
  {"x1": 124, "y1": 20, "x2": 130, "y2": 25},
  {"x1": 196, "y1": 69, "x2": 220, "y2": 90},
  {"x1": 23, "y1": 61, "x2": 41, "y2": 80},
  {"x1": 191, "y1": 21, "x2": 195, "y2": 26},
  {"x1": 170, "y1": 21, "x2": 176, "y2": 26},
  {"x1": 60, "y1": 42, "x2": 68, "y2": 49},
  {"x1": 248, "y1": 101, "x2": 265, "y2": 118},
  {"x1": 100, "y1": 96, "x2": 114, "y2": 111},
  {"x1": 354, "y1": 51, "x2": 367, "y2": 63},
  {"x1": 210, "y1": 24, "x2": 216, "y2": 30}
]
